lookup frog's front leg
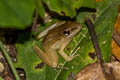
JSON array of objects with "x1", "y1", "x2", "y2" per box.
[{"x1": 59, "y1": 38, "x2": 76, "y2": 61}]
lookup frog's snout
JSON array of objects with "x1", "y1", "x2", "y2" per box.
[
  {"x1": 77, "y1": 24, "x2": 82, "y2": 30},
  {"x1": 74, "y1": 24, "x2": 82, "y2": 33}
]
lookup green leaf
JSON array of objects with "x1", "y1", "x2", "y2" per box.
[
  {"x1": 35, "y1": 0, "x2": 45, "y2": 19},
  {"x1": 96, "y1": 0, "x2": 114, "y2": 16},
  {"x1": 95, "y1": 0, "x2": 119, "y2": 62},
  {"x1": 55, "y1": 0, "x2": 119, "y2": 79},
  {"x1": 43, "y1": 0, "x2": 96, "y2": 18},
  {"x1": 73, "y1": 0, "x2": 96, "y2": 9},
  {"x1": 15, "y1": 21, "x2": 58, "y2": 80},
  {"x1": 15, "y1": 0, "x2": 119, "y2": 80},
  {"x1": 0, "y1": 77, "x2": 3, "y2": 80},
  {"x1": 0, "y1": 0, "x2": 96, "y2": 29},
  {"x1": 15, "y1": 32, "x2": 45, "y2": 80},
  {"x1": 0, "y1": 0, "x2": 35, "y2": 29},
  {"x1": 76, "y1": 11, "x2": 95, "y2": 23}
]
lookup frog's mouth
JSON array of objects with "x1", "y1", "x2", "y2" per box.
[{"x1": 71, "y1": 25, "x2": 82, "y2": 36}]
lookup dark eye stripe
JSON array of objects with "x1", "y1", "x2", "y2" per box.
[{"x1": 71, "y1": 28, "x2": 77, "y2": 31}]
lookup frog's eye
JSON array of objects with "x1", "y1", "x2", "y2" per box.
[{"x1": 64, "y1": 30, "x2": 70, "y2": 36}]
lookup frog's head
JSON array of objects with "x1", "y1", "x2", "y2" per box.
[{"x1": 62, "y1": 21, "x2": 82, "y2": 39}]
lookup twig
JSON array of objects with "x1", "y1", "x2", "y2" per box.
[
  {"x1": 0, "y1": 41, "x2": 20, "y2": 80},
  {"x1": 85, "y1": 17, "x2": 107, "y2": 79}
]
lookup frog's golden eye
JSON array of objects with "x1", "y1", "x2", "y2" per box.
[{"x1": 64, "y1": 30, "x2": 70, "y2": 36}]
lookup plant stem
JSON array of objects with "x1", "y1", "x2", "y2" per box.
[
  {"x1": 85, "y1": 17, "x2": 107, "y2": 79},
  {"x1": 85, "y1": 17, "x2": 104, "y2": 64},
  {"x1": 0, "y1": 41, "x2": 20, "y2": 80}
]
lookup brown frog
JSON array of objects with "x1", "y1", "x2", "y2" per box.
[{"x1": 33, "y1": 21, "x2": 82, "y2": 68}]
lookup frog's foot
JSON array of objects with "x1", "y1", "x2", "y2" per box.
[
  {"x1": 68, "y1": 54, "x2": 80, "y2": 61},
  {"x1": 62, "y1": 53, "x2": 79, "y2": 61},
  {"x1": 70, "y1": 54, "x2": 79, "y2": 58},
  {"x1": 59, "y1": 50, "x2": 79, "y2": 61},
  {"x1": 53, "y1": 65, "x2": 62, "y2": 72},
  {"x1": 68, "y1": 47, "x2": 80, "y2": 61},
  {"x1": 65, "y1": 56, "x2": 73, "y2": 61},
  {"x1": 58, "y1": 63, "x2": 64, "y2": 66}
]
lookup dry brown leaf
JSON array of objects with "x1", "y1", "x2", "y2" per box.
[
  {"x1": 112, "y1": 40, "x2": 120, "y2": 61},
  {"x1": 112, "y1": 5, "x2": 120, "y2": 61},
  {"x1": 75, "y1": 62, "x2": 120, "y2": 80}
]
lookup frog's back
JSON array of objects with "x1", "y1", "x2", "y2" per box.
[
  {"x1": 42, "y1": 21, "x2": 81, "y2": 49},
  {"x1": 42, "y1": 24, "x2": 65, "y2": 48}
]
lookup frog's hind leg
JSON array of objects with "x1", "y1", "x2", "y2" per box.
[
  {"x1": 33, "y1": 45, "x2": 58, "y2": 68},
  {"x1": 33, "y1": 45, "x2": 46, "y2": 60}
]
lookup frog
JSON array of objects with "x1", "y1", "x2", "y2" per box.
[{"x1": 33, "y1": 21, "x2": 82, "y2": 68}]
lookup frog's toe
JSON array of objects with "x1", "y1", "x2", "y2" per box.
[
  {"x1": 67, "y1": 54, "x2": 80, "y2": 61},
  {"x1": 65, "y1": 57, "x2": 73, "y2": 61}
]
